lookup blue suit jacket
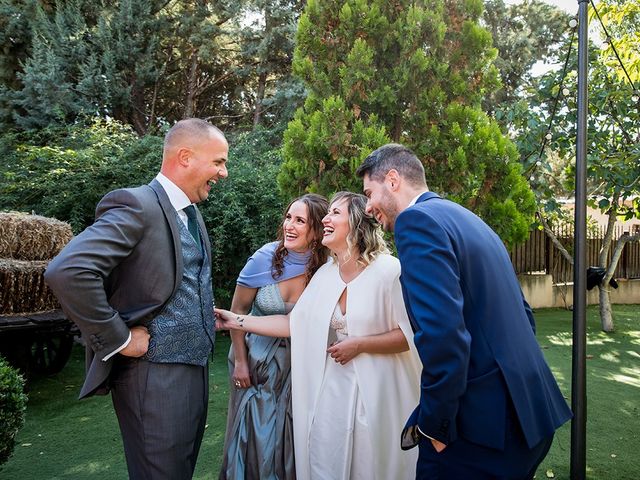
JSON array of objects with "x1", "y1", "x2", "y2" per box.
[{"x1": 395, "y1": 192, "x2": 571, "y2": 451}]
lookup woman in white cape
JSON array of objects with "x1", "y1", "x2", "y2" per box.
[{"x1": 216, "y1": 192, "x2": 421, "y2": 480}]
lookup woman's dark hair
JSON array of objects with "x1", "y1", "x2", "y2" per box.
[{"x1": 272, "y1": 193, "x2": 329, "y2": 284}]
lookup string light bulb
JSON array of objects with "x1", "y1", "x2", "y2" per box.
[
  {"x1": 562, "y1": 88, "x2": 570, "y2": 96},
  {"x1": 545, "y1": 133, "x2": 552, "y2": 141},
  {"x1": 569, "y1": 18, "x2": 578, "y2": 28}
]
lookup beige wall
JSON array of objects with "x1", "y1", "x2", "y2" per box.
[{"x1": 519, "y1": 274, "x2": 640, "y2": 309}]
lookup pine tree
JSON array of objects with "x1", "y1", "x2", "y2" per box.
[
  {"x1": 82, "y1": 0, "x2": 169, "y2": 134},
  {"x1": 0, "y1": 0, "x2": 36, "y2": 91},
  {"x1": 236, "y1": 0, "x2": 304, "y2": 130},
  {"x1": 10, "y1": 1, "x2": 93, "y2": 129},
  {"x1": 150, "y1": 0, "x2": 246, "y2": 128},
  {"x1": 279, "y1": 0, "x2": 536, "y2": 246},
  {"x1": 2, "y1": 0, "x2": 247, "y2": 134}
]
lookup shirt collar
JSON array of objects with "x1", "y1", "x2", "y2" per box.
[
  {"x1": 408, "y1": 189, "x2": 430, "y2": 207},
  {"x1": 155, "y1": 172, "x2": 192, "y2": 212}
]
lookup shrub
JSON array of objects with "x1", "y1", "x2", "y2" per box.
[
  {"x1": 0, "y1": 119, "x2": 159, "y2": 233},
  {"x1": 0, "y1": 356, "x2": 27, "y2": 466},
  {"x1": 203, "y1": 128, "x2": 286, "y2": 306}
]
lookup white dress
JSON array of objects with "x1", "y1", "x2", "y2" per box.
[
  {"x1": 289, "y1": 254, "x2": 421, "y2": 480},
  {"x1": 308, "y1": 305, "x2": 374, "y2": 480}
]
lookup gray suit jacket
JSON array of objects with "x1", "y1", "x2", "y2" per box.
[{"x1": 45, "y1": 179, "x2": 212, "y2": 398}]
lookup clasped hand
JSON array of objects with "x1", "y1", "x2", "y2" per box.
[{"x1": 327, "y1": 337, "x2": 361, "y2": 365}]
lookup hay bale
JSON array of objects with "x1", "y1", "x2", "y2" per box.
[
  {"x1": 0, "y1": 259, "x2": 60, "y2": 314},
  {"x1": 0, "y1": 212, "x2": 73, "y2": 261}
]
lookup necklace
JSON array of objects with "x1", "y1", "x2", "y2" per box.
[{"x1": 337, "y1": 254, "x2": 364, "y2": 283}]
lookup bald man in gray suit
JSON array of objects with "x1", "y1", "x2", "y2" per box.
[{"x1": 45, "y1": 118, "x2": 229, "y2": 479}]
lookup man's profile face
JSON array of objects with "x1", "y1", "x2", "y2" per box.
[
  {"x1": 184, "y1": 133, "x2": 228, "y2": 203},
  {"x1": 362, "y1": 173, "x2": 400, "y2": 232}
]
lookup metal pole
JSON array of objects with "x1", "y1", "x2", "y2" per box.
[{"x1": 571, "y1": 1, "x2": 589, "y2": 479}]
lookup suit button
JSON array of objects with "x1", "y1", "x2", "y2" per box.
[{"x1": 440, "y1": 420, "x2": 450, "y2": 434}]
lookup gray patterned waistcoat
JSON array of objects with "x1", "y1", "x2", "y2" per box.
[{"x1": 144, "y1": 214, "x2": 215, "y2": 365}]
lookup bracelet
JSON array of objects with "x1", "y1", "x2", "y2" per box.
[{"x1": 236, "y1": 315, "x2": 244, "y2": 328}]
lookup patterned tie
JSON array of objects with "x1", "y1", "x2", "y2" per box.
[{"x1": 183, "y1": 205, "x2": 201, "y2": 249}]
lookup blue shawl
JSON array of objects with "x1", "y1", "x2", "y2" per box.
[{"x1": 237, "y1": 241, "x2": 312, "y2": 288}]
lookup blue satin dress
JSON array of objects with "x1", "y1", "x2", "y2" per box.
[{"x1": 219, "y1": 283, "x2": 295, "y2": 480}]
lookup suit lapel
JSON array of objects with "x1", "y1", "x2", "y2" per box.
[{"x1": 149, "y1": 179, "x2": 183, "y2": 297}]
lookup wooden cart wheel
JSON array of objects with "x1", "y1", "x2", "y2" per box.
[{"x1": 28, "y1": 332, "x2": 74, "y2": 375}]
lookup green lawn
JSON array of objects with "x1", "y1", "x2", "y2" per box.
[
  {"x1": 535, "y1": 305, "x2": 640, "y2": 480},
  {"x1": 1, "y1": 306, "x2": 638, "y2": 479},
  {"x1": 0, "y1": 334, "x2": 232, "y2": 479}
]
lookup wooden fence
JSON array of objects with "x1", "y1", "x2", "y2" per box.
[{"x1": 510, "y1": 225, "x2": 640, "y2": 284}]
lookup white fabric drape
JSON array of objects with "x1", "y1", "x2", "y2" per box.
[{"x1": 290, "y1": 254, "x2": 421, "y2": 480}]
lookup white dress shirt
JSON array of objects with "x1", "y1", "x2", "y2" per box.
[{"x1": 155, "y1": 172, "x2": 193, "y2": 228}]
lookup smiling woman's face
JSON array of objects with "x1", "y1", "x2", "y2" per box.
[
  {"x1": 321, "y1": 198, "x2": 350, "y2": 252},
  {"x1": 282, "y1": 201, "x2": 313, "y2": 253}
]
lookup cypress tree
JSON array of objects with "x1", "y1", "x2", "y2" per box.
[{"x1": 279, "y1": 0, "x2": 536, "y2": 246}]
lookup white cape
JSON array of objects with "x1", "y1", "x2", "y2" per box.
[{"x1": 290, "y1": 254, "x2": 420, "y2": 480}]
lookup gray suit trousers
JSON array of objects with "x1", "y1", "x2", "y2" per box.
[{"x1": 110, "y1": 357, "x2": 209, "y2": 480}]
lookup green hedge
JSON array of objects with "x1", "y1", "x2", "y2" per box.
[
  {"x1": 0, "y1": 119, "x2": 161, "y2": 232},
  {"x1": 0, "y1": 356, "x2": 27, "y2": 466}
]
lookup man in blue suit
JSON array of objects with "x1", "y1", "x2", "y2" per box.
[{"x1": 357, "y1": 143, "x2": 571, "y2": 479}]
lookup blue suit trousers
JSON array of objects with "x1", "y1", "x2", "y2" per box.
[{"x1": 416, "y1": 397, "x2": 554, "y2": 480}]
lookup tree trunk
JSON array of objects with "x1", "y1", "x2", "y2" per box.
[
  {"x1": 392, "y1": 115, "x2": 403, "y2": 142},
  {"x1": 598, "y1": 194, "x2": 619, "y2": 266},
  {"x1": 598, "y1": 284, "x2": 614, "y2": 332},
  {"x1": 130, "y1": 85, "x2": 147, "y2": 135},
  {"x1": 185, "y1": 51, "x2": 198, "y2": 118},
  {"x1": 253, "y1": 70, "x2": 267, "y2": 128},
  {"x1": 594, "y1": 198, "x2": 620, "y2": 331},
  {"x1": 149, "y1": 77, "x2": 160, "y2": 131},
  {"x1": 253, "y1": 2, "x2": 273, "y2": 129},
  {"x1": 538, "y1": 212, "x2": 573, "y2": 264},
  {"x1": 598, "y1": 230, "x2": 640, "y2": 331}
]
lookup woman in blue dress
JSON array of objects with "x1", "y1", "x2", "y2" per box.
[{"x1": 219, "y1": 193, "x2": 329, "y2": 480}]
